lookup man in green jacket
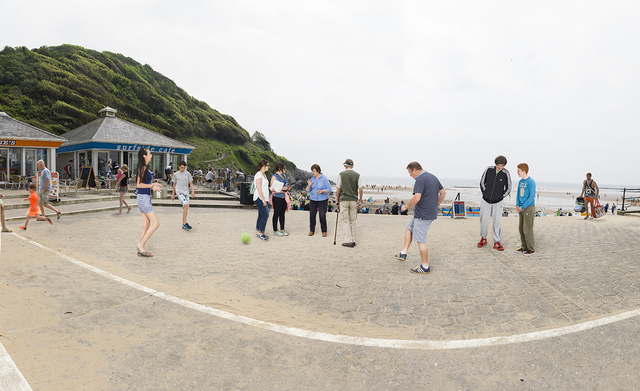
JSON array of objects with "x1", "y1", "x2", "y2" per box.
[{"x1": 336, "y1": 159, "x2": 363, "y2": 247}]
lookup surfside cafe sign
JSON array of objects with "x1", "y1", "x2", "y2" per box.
[{"x1": 57, "y1": 142, "x2": 192, "y2": 155}]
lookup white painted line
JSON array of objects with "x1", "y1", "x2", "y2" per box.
[
  {"x1": 0, "y1": 343, "x2": 32, "y2": 391},
  {"x1": 11, "y1": 232, "x2": 640, "y2": 351}
]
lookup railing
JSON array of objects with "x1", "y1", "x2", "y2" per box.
[{"x1": 621, "y1": 188, "x2": 640, "y2": 213}]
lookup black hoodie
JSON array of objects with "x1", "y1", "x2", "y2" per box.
[{"x1": 480, "y1": 166, "x2": 512, "y2": 204}]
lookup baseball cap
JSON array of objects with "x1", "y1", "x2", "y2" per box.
[{"x1": 343, "y1": 159, "x2": 354, "y2": 166}]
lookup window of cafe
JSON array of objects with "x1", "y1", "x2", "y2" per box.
[
  {"x1": 0, "y1": 149, "x2": 7, "y2": 178},
  {"x1": 78, "y1": 151, "x2": 92, "y2": 169},
  {"x1": 152, "y1": 154, "x2": 163, "y2": 179},
  {"x1": 9, "y1": 148, "x2": 20, "y2": 176},
  {"x1": 97, "y1": 151, "x2": 108, "y2": 176}
]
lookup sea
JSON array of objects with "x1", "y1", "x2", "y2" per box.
[{"x1": 322, "y1": 175, "x2": 640, "y2": 212}]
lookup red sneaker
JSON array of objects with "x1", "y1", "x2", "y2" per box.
[
  {"x1": 477, "y1": 238, "x2": 487, "y2": 247},
  {"x1": 493, "y1": 242, "x2": 504, "y2": 251}
]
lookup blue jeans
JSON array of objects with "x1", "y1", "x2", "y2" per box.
[{"x1": 254, "y1": 198, "x2": 269, "y2": 233}]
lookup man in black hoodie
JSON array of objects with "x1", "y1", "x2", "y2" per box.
[{"x1": 478, "y1": 155, "x2": 511, "y2": 251}]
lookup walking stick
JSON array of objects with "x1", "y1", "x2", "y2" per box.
[{"x1": 333, "y1": 206, "x2": 340, "y2": 245}]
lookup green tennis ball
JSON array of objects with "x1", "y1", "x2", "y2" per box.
[{"x1": 241, "y1": 233, "x2": 251, "y2": 244}]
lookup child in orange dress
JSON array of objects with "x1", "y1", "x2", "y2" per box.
[{"x1": 20, "y1": 183, "x2": 52, "y2": 230}]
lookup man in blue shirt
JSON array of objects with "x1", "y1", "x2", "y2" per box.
[
  {"x1": 516, "y1": 163, "x2": 536, "y2": 255},
  {"x1": 396, "y1": 161, "x2": 446, "y2": 274}
]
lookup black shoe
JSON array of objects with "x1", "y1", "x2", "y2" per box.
[
  {"x1": 342, "y1": 242, "x2": 355, "y2": 247},
  {"x1": 523, "y1": 250, "x2": 535, "y2": 256},
  {"x1": 395, "y1": 253, "x2": 407, "y2": 261},
  {"x1": 186, "y1": 223, "x2": 193, "y2": 229},
  {"x1": 410, "y1": 265, "x2": 431, "y2": 274}
]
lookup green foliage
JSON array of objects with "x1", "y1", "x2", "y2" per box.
[
  {"x1": 0, "y1": 44, "x2": 302, "y2": 180},
  {"x1": 251, "y1": 131, "x2": 272, "y2": 152},
  {"x1": 0, "y1": 44, "x2": 251, "y2": 145}
]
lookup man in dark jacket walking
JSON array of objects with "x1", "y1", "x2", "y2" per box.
[{"x1": 478, "y1": 155, "x2": 511, "y2": 251}]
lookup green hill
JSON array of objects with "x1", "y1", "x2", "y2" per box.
[{"x1": 0, "y1": 44, "x2": 299, "y2": 177}]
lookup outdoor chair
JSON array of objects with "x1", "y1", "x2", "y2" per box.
[{"x1": 214, "y1": 177, "x2": 224, "y2": 190}]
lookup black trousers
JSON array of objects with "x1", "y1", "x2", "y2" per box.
[
  {"x1": 272, "y1": 196, "x2": 287, "y2": 231},
  {"x1": 309, "y1": 199, "x2": 328, "y2": 233}
]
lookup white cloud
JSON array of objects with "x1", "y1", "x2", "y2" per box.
[{"x1": 2, "y1": 0, "x2": 639, "y2": 186}]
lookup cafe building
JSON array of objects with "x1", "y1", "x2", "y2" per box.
[
  {"x1": 56, "y1": 107, "x2": 194, "y2": 179},
  {"x1": 0, "y1": 111, "x2": 67, "y2": 181}
]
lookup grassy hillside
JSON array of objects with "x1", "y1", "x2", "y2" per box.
[{"x1": 0, "y1": 44, "x2": 302, "y2": 178}]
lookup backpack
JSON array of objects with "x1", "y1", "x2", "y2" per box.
[{"x1": 250, "y1": 178, "x2": 257, "y2": 194}]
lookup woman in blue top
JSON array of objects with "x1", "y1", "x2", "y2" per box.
[
  {"x1": 136, "y1": 148, "x2": 162, "y2": 257},
  {"x1": 306, "y1": 164, "x2": 332, "y2": 237},
  {"x1": 270, "y1": 162, "x2": 290, "y2": 236}
]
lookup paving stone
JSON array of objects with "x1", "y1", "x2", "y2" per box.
[
  {"x1": 397, "y1": 314, "x2": 426, "y2": 326},
  {"x1": 359, "y1": 304, "x2": 382, "y2": 315},
  {"x1": 535, "y1": 307, "x2": 563, "y2": 319},
  {"x1": 427, "y1": 315, "x2": 455, "y2": 327},
  {"x1": 443, "y1": 324, "x2": 473, "y2": 336},
  {"x1": 412, "y1": 306, "x2": 439, "y2": 317},
  {"x1": 503, "y1": 321, "x2": 534, "y2": 333},
  {"x1": 466, "y1": 305, "x2": 492, "y2": 316},
  {"x1": 440, "y1": 306, "x2": 465, "y2": 317},
  {"x1": 384, "y1": 305, "x2": 413, "y2": 316},
  {"x1": 482, "y1": 313, "x2": 511, "y2": 325},
  {"x1": 369, "y1": 313, "x2": 397, "y2": 326},
  {"x1": 332, "y1": 302, "x2": 360, "y2": 313},
  {"x1": 510, "y1": 311, "x2": 537, "y2": 322},
  {"x1": 474, "y1": 297, "x2": 498, "y2": 306},
  {"x1": 455, "y1": 314, "x2": 484, "y2": 327}
]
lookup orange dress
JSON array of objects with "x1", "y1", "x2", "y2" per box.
[{"x1": 27, "y1": 192, "x2": 39, "y2": 217}]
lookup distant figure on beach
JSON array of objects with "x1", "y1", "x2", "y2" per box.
[
  {"x1": 516, "y1": 163, "x2": 536, "y2": 256},
  {"x1": 400, "y1": 201, "x2": 408, "y2": 215},
  {"x1": 612, "y1": 203, "x2": 616, "y2": 214},
  {"x1": 117, "y1": 164, "x2": 131, "y2": 214},
  {"x1": 336, "y1": 159, "x2": 363, "y2": 247},
  {"x1": 1, "y1": 192, "x2": 11, "y2": 232},
  {"x1": 579, "y1": 173, "x2": 599, "y2": 220},
  {"x1": 172, "y1": 161, "x2": 195, "y2": 230},
  {"x1": 37, "y1": 160, "x2": 61, "y2": 221},
  {"x1": 391, "y1": 202, "x2": 399, "y2": 215},
  {"x1": 395, "y1": 161, "x2": 446, "y2": 274},
  {"x1": 19, "y1": 183, "x2": 52, "y2": 230},
  {"x1": 306, "y1": 164, "x2": 331, "y2": 237},
  {"x1": 253, "y1": 160, "x2": 271, "y2": 241},
  {"x1": 136, "y1": 148, "x2": 162, "y2": 257},
  {"x1": 605, "y1": 203, "x2": 609, "y2": 214},
  {"x1": 271, "y1": 162, "x2": 290, "y2": 236},
  {"x1": 478, "y1": 155, "x2": 511, "y2": 251}
]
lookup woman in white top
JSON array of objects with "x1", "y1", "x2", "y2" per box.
[{"x1": 253, "y1": 159, "x2": 271, "y2": 240}]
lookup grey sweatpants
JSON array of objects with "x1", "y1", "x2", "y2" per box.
[{"x1": 479, "y1": 199, "x2": 503, "y2": 243}]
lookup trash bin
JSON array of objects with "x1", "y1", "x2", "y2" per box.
[{"x1": 240, "y1": 182, "x2": 253, "y2": 205}]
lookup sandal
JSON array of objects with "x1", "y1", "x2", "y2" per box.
[
  {"x1": 136, "y1": 246, "x2": 154, "y2": 257},
  {"x1": 127, "y1": 206, "x2": 131, "y2": 213},
  {"x1": 1, "y1": 228, "x2": 12, "y2": 233},
  {"x1": 57, "y1": 211, "x2": 61, "y2": 220}
]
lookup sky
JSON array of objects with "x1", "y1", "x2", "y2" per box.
[{"x1": 2, "y1": 1, "x2": 639, "y2": 186}]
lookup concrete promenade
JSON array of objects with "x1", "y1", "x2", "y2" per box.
[{"x1": 1, "y1": 205, "x2": 640, "y2": 389}]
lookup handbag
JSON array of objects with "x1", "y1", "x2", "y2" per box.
[{"x1": 594, "y1": 200, "x2": 606, "y2": 218}]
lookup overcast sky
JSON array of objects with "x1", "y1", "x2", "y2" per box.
[{"x1": 3, "y1": 1, "x2": 639, "y2": 186}]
